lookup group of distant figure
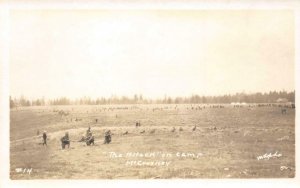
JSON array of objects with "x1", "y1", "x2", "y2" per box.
[
  {"x1": 135, "y1": 121, "x2": 202, "y2": 134},
  {"x1": 39, "y1": 120, "x2": 203, "y2": 149},
  {"x1": 39, "y1": 126, "x2": 112, "y2": 149},
  {"x1": 38, "y1": 101, "x2": 294, "y2": 149},
  {"x1": 56, "y1": 103, "x2": 294, "y2": 126},
  {"x1": 171, "y1": 125, "x2": 197, "y2": 133}
]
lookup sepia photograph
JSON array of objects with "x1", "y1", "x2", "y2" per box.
[{"x1": 1, "y1": 0, "x2": 300, "y2": 186}]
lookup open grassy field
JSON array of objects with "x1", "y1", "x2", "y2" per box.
[{"x1": 10, "y1": 104, "x2": 295, "y2": 179}]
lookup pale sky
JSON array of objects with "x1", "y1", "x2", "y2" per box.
[{"x1": 10, "y1": 10, "x2": 295, "y2": 99}]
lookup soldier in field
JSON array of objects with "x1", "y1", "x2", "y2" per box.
[
  {"x1": 86, "y1": 131, "x2": 95, "y2": 146},
  {"x1": 86, "y1": 126, "x2": 94, "y2": 146},
  {"x1": 42, "y1": 131, "x2": 47, "y2": 146},
  {"x1": 61, "y1": 132, "x2": 70, "y2": 149},
  {"x1": 104, "y1": 130, "x2": 111, "y2": 144}
]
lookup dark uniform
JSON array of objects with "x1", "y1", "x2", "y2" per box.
[
  {"x1": 42, "y1": 131, "x2": 47, "y2": 146},
  {"x1": 86, "y1": 135, "x2": 94, "y2": 146},
  {"x1": 61, "y1": 132, "x2": 70, "y2": 149},
  {"x1": 104, "y1": 130, "x2": 111, "y2": 144},
  {"x1": 86, "y1": 130, "x2": 94, "y2": 146}
]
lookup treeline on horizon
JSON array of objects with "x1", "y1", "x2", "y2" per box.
[{"x1": 10, "y1": 90, "x2": 295, "y2": 107}]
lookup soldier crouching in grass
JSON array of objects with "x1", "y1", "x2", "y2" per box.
[
  {"x1": 86, "y1": 131, "x2": 95, "y2": 146},
  {"x1": 42, "y1": 131, "x2": 47, "y2": 146},
  {"x1": 104, "y1": 130, "x2": 111, "y2": 144},
  {"x1": 61, "y1": 132, "x2": 70, "y2": 149}
]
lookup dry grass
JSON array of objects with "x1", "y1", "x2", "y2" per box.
[{"x1": 10, "y1": 104, "x2": 295, "y2": 179}]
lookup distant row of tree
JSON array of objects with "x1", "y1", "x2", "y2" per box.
[{"x1": 10, "y1": 90, "x2": 295, "y2": 108}]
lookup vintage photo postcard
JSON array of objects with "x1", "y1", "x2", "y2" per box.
[{"x1": 0, "y1": 0, "x2": 300, "y2": 187}]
